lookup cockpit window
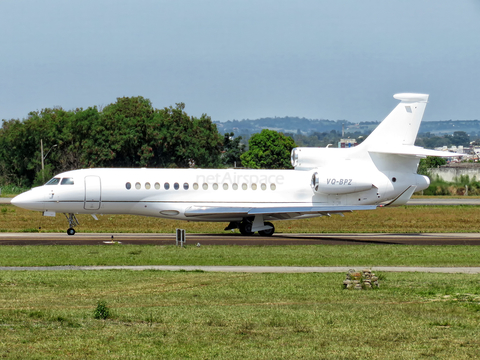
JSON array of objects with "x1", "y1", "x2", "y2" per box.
[
  {"x1": 61, "y1": 178, "x2": 74, "y2": 185},
  {"x1": 45, "y1": 177, "x2": 61, "y2": 185}
]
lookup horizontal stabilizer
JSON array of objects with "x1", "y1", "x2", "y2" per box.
[{"x1": 369, "y1": 146, "x2": 463, "y2": 158}]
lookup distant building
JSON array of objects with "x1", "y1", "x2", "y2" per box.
[
  {"x1": 338, "y1": 139, "x2": 357, "y2": 148},
  {"x1": 434, "y1": 145, "x2": 464, "y2": 154}
]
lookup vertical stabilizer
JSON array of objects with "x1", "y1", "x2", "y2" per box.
[{"x1": 360, "y1": 93, "x2": 429, "y2": 150}]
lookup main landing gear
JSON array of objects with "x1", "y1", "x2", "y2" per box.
[
  {"x1": 225, "y1": 218, "x2": 275, "y2": 237},
  {"x1": 64, "y1": 213, "x2": 79, "y2": 235}
]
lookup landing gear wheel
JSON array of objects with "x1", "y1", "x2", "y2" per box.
[
  {"x1": 258, "y1": 222, "x2": 275, "y2": 237},
  {"x1": 64, "y1": 213, "x2": 80, "y2": 236},
  {"x1": 239, "y1": 221, "x2": 254, "y2": 236}
]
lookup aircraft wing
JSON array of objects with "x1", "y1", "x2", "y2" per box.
[{"x1": 184, "y1": 205, "x2": 377, "y2": 221}]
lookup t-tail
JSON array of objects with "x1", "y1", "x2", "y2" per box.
[
  {"x1": 291, "y1": 93, "x2": 458, "y2": 171},
  {"x1": 357, "y1": 93, "x2": 460, "y2": 206},
  {"x1": 290, "y1": 93, "x2": 462, "y2": 206},
  {"x1": 359, "y1": 93, "x2": 429, "y2": 151},
  {"x1": 358, "y1": 93, "x2": 460, "y2": 163}
]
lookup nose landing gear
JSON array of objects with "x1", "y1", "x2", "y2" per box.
[{"x1": 63, "y1": 213, "x2": 79, "y2": 235}]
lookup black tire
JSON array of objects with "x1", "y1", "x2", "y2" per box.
[
  {"x1": 258, "y1": 222, "x2": 275, "y2": 237},
  {"x1": 239, "y1": 221, "x2": 254, "y2": 236},
  {"x1": 67, "y1": 228, "x2": 76, "y2": 236}
]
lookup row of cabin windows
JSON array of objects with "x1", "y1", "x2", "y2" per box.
[{"x1": 125, "y1": 182, "x2": 277, "y2": 191}]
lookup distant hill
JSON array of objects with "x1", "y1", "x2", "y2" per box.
[
  {"x1": 418, "y1": 120, "x2": 480, "y2": 136},
  {"x1": 215, "y1": 117, "x2": 378, "y2": 136},
  {"x1": 215, "y1": 118, "x2": 480, "y2": 137}
]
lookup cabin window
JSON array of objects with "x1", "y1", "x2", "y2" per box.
[
  {"x1": 261, "y1": 183, "x2": 267, "y2": 190},
  {"x1": 45, "y1": 177, "x2": 60, "y2": 185},
  {"x1": 61, "y1": 178, "x2": 74, "y2": 185},
  {"x1": 154, "y1": 182, "x2": 160, "y2": 190},
  {"x1": 135, "y1": 182, "x2": 141, "y2": 190},
  {"x1": 183, "y1": 183, "x2": 189, "y2": 190},
  {"x1": 202, "y1": 183, "x2": 208, "y2": 190},
  {"x1": 126, "y1": 182, "x2": 131, "y2": 190},
  {"x1": 213, "y1": 183, "x2": 218, "y2": 190},
  {"x1": 174, "y1": 183, "x2": 180, "y2": 190},
  {"x1": 251, "y1": 183, "x2": 257, "y2": 190},
  {"x1": 145, "y1": 182, "x2": 151, "y2": 190},
  {"x1": 232, "y1": 183, "x2": 238, "y2": 190},
  {"x1": 242, "y1": 183, "x2": 247, "y2": 190},
  {"x1": 193, "y1": 183, "x2": 199, "y2": 190},
  {"x1": 223, "y1": 183, "x2": 228, "y2": 190},
  {"x1": 270, "y1": 183, "x2": 276, "y2": 190},
  {"x1": 164, "y1": 182, "x2": 170, "y2": 190}
]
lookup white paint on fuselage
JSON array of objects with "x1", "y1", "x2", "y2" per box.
[{"x1": 15, "y1": 166, "x2": 391, "y2": 221}]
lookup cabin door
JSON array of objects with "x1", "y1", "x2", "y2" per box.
[{"x1": 84, "y1": 176, "x2": 101, "y2": 210}]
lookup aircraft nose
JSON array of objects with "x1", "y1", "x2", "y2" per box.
[{"x1": 11, "y1": 190, "x2": 45, "y2": 211}]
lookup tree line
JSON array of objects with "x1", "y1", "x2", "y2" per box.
[
  {"x1": 1, "y1": 97, "x2": 225, "y2": 187},
  {"x1": 0, "y1": 97, "x2": 296, "y2": 187}
]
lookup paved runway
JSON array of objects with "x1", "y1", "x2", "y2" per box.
[
  {"x1": 407, "y1": 198, "x2": 480, "y2": 205},
  {"x1": 1, "y1": 232, "x2": 480, "y2": 245},
  {"x1": 1, "y1": 265, "x2": 480, "y2": 274}
]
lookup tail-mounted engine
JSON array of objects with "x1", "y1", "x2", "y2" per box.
[
  {"x1": 291, "y1": 147, "x2": 351, "y2": 170},
  {"x1": 311, "y1": 171, "x2": 376, "y2": 195}
]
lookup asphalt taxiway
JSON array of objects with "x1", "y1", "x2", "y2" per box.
[
  {"x1": 1, "y1": 232, "x2": 480, "y2": 245},
  {"x1": 1, "y1": 265, "x2": 480, "y2": 274}
]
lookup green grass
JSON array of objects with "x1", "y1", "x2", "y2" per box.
[
  {"x1": 424, "y1": 175, "x2": 480, "y2": 196},
  {"x1": 3, "y1": 204, "x2": 480, "y2": 233},
  {"x1": 0, "y1": 244, "x2": 480, "y2": 267},
  {"x1": 1, "y1": 270, "x2": 479, "y2": 359},
  {"x1": 2, "y1": 198, "x2": 480, "y2": 357},
  {"x1": 0, "y1": 184, "x2": 29, "y2": 196}
]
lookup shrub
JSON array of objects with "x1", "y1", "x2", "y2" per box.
[{"x1": 93, "y1": 300, "x2": 110, "y2": 320}]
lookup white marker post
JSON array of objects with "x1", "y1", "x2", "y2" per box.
[{"x1": 176, "y1": 229, "x2": 186, "y2": 247}]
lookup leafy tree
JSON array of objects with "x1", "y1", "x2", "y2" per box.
[
  {"x1": 240, "y1": 129, "x2": 296, "y2": 169},
  {"x1": 150, "y1": 103, "x2": 223, "y2": 168},
  {"x1": 0, "y1": 97, "x2": 222, "y2": 186},
  {"x1": 417, "y1": 156, "x2": 447, "y2": 175},
  {"x1": 81, "y1": 96, "x2": 155, "y2": 168},
  {"x1": 221, "y1": 132, "x2": 245, "y2": 167},
  {"x1": 450, "y1": 131, "x2": 470, "y2": 147}
]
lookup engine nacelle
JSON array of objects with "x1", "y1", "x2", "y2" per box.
[
  {"x1": 291, "y1": 147, "x2": 354, "y2": 169},
  {"x1": 292, "y1": 147, "x2": 325, "y2": 169},
  {"x1": 311, "y1": 172, "x2": 375, "y2": 195}
]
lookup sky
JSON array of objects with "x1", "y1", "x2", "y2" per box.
[{"x1": 1, "y1": 0, "x2": 479, "y2": 123}]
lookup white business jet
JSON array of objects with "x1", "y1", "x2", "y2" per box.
[{"x1": 11, "y1": 94, "x2": 457, "y2": 236}]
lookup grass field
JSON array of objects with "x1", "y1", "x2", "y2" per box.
[
  {"x1": 1, "y1": 244, "x2": 480, "y2": 267},
  {"x1": 0, "y1": 270, "x2": 479, "y2": 359},
  {"x1": 2, "y1": 203, "x2": 480, "y2": 234},
  {"x1": 2, "y1": 202, "x2": 480, "y2": 358},
  {"x1": 1, "y1": 245, "x2": 480, "y2": 359}
]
